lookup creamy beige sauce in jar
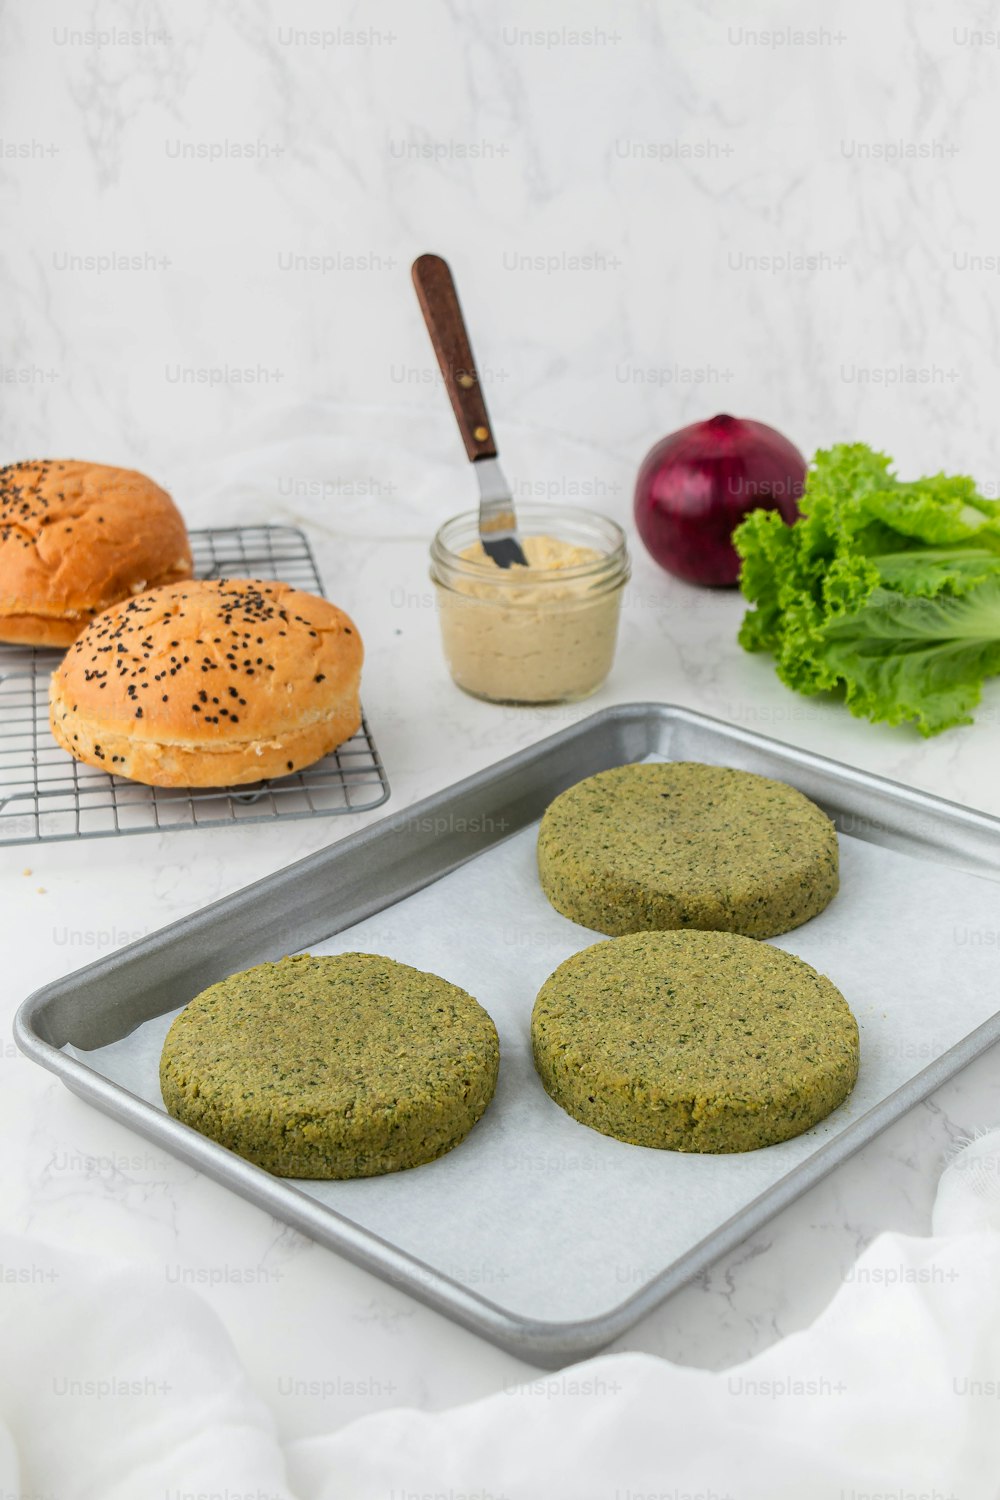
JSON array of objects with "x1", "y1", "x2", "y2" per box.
[{"x1": 430, "y1": 514, "x2": 628, "y2": 705}]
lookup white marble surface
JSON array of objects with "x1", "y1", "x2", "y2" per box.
[{"x1": 4, "y1": 0, "x2": 1000, "y2": 1443}]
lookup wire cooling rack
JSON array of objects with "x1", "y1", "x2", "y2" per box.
[{"x1": 0, "y1": 525, "x2": 389, "y2": 846}]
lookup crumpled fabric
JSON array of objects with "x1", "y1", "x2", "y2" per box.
[{"x1": 4, "y1": 1129, "x2": 1000, "y2": 1500}]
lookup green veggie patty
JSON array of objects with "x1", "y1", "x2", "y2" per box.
[
  {"x1": 537, "y1": 761, "x2": 839, "y2": 938},
  {"x1": 531, "y1": 930, "x2": 859, "y2": 1153},
  {"x1": 159, "y1": 953, "x2": 499, "y2": 1179}
]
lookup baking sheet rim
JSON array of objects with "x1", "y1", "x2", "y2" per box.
[{"x1": 15, "y1": 701, "x2": 1000, "y2": 1365}]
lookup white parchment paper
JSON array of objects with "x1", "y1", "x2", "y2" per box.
[{"x1": 67, "y1": 781, "x2": 1000, "y2": 1325}]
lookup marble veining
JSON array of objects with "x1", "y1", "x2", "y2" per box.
[{"x1": 3, "y1": 0, "x2": 1000, "y2": 1440}]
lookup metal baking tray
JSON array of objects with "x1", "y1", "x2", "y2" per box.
[{"x1": 15, "y1": 703, "x2": 1000, "y2": 1366}]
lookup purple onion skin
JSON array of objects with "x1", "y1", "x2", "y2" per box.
[{"x1": 634, "y1": 413, "x2": 806, "y2": 587}]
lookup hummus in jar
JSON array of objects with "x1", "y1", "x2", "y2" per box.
[{"x1": 430, "y1": 515, "x2": 628, "y2": 704}]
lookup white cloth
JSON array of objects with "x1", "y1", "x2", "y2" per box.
[{"x1": 5, "y1": 1130, "x2": 1000, "y2": 1499}]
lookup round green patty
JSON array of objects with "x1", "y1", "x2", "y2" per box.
[
  {"x1": 537, "y1": 761, "x2": 839, "y2": 938},
  {"x1": 531, "y1": 931, "x2": 859, "y2": 1153},
  {"x1": 160, "y1": 953, "x2": 500, "y2": 1179}
]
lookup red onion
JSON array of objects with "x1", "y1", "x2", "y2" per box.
[{"x1": 634, "y1": 414, "x2": 806, "y2": 586}]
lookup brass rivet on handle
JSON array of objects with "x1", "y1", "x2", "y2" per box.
[
  {"x1": 474, "y1": 426, "x2": 489, "y2": 441},
  {"x1": 457, "y1": 372, "x2": 476, "y2": 389}
]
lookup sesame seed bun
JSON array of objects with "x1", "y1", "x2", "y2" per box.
[
  {"x1": 49, "y1": 577, "x2": 364, "y2": 787},
  {"x1": 0, "y1": 459, "x2": 193, "y2": 647}
]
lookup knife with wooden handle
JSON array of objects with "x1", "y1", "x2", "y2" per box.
[{"x1": 411, "y1": 253, "x2": 527, "y2": 568}]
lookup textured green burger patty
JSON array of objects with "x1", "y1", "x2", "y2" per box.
[
  {"x1": 537, "y1": 761, "x2": 839, "y2": 938},
  {"x1": 531, "y1": 930, "x2": 859, "y2": 1153},
  {"x1": 159, "y1": 953, "x2": 500, "y2": 1179}
]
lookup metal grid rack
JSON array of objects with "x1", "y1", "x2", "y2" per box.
[{"x1": 0, "y1": 525, "x2": 389, "y2": 846}]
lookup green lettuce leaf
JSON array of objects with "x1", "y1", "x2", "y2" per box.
[
  {"x1": 820, "y1": 579, "x2": 1000, "y2": 735},
  {"x1": 734, "y1": 442, "x2": 1000, "y2": 735},
  {"x1": 873, "y1": 548, "x2": 1000, "y2": 596}
]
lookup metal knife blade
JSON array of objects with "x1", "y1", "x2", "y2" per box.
[
  {"x1": 474, "y1": 457, "x2": 528, "y2": 568},
  {"x1": 411, "y1": 254, "x2": 528, "y2": 569}
]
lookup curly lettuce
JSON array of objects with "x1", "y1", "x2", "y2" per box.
[{"x1": 734, "y1": 442, "x2": 1000, "y2": 735}]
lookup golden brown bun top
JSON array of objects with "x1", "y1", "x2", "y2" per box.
[
  {"x1": 53, "y1": 578, "x2": 363, "y2": 744},
  {"x1": 0, "y1": 459, "x2": 192, "y2": 618}
]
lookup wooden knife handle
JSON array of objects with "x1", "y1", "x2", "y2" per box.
[{"x1": 411, "y1": 253, "x2": 497, "y2": 461}]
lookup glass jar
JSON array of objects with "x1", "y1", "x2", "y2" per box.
[{"x1": 429, "y1": 504, "x2": 629, "y2": 705}]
